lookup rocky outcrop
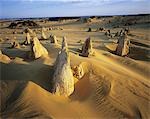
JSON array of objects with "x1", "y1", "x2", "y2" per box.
[
  {"x1": 81, "y1": 37, "x2": 94, "y2": 57},
  {"x1": 30, "y1": 36, "x2": 48, "y2": 59},
  {"x1": 116, "y1": 34, "x2": 130, "y2": 56},
  {"x1": 41, "y1": 27, "x2": 47, "y2": 40},
  {"x1": 52, "y1": 39, "x2": 74, "y2": 97},
  {"x1": 49, "y1": 35, "x2": 57, "y2": 44}
]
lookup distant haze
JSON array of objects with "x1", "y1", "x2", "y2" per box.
[{"x1": 0, "y1": 0, "x2": 150, "y2": 18}]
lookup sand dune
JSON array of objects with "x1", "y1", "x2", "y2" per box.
[{"x1": 0, "y1": 15, "x2": 150, "y2": 118}]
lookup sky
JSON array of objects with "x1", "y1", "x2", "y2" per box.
[{"x1": 0, "y1": 0, "x2": 150, "y2": 18}]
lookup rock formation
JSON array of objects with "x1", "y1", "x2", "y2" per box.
[
  {"x1": 81, "y1": 37, "x2": 94, "y2": 57},
  {"x1": 72, "y1": 63, "x2": 84, "y2": 79},
  {"x1": 116, "y1": 34, "x2": 130, "y2": 56},
  {"x1": 87, "y1": 27, "x2": 92, "y2": 32},
  {"x1": 49, "y1": 35, "x2": 57, "y2": 44},
  {"x1": 52, "y1": 39, "x2": 74, "y2": 97},
  {"x1": 79, "y1": 17, "x2": 92, "y2": 23},
  {"x1": 11, "y1": 38, "x2": 20, "y2": 48},
  {"x1": 96, "y1": 27, "x2": 105, "y2": 32},
  {"x1": 8, "y1": 20, "x2": 39, "y2": 29},
  {"x1": 41, "y1": 27, "x2": 47, "y2": 40},
  {"x1": 0, "y1": 50, "x2": 11, "y2": 63},
  {"x1": 23, "y1": 32, "x2": 31, "y2": 45},
  {"x1": 30, "y1": 36, "x2": 48, "y2": 59},
  {"x1": 62, "y1": 36, "x2": 68, "y2": 50},
  {"x1": 24, "y1": 27, "x2": 34, "y2": 35}
]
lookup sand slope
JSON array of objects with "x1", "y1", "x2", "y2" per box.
[{"x1": 0, "y1": 15, "x2": 150, "y2": 118}]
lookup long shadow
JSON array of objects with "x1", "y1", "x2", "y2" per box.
[
  {"x1": 0, "y1": 61, "x2": 54, "y2": 112},
  {"x1": 105, "y1": 44, "x2": 150, "y2": 61},
  {"x1": 0, "y1": 62, "x2": 54, "y2": 92}
]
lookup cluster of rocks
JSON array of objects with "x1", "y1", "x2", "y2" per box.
[
  {"x1": 105, "y1": 29, "x2": 113, "y2": 38},
  {"x1": 114, "y1": 28, "x2": 130, "y2": 37},
  {"x1": 96, "y1": 27, "x2": 105, "y2": 32},
  {"x1": 49, "y1": 27, "x2": 63, "y2": 31},
  {"x1": 78, "y1": 17, "x2": 92, "y2": 23},
  {"x1": 8, "y1": 20, "x2": 39, "y2": 29}
]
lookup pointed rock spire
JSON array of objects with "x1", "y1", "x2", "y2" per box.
[
  {"x1": 41, "y1": 27, "x2": 47, "y2": 40},
  {"x1": 23, "y1": 32, "x2": 31, "y2": 45},
  {"x1": 62, "y1": 36, "x2": 68, "y2": 50},
  {"x1": 52, "y1": 39, "x2": 74, "y2": 97},
  {"x1": 49, "y1": 34, "x2": 57, "y2": 44},
  {"x1": 116, "y1": 34, "x2": 130, "y2": 56},
  {"x1": 30, "y1": 36, "x2": 48, "y2": 59},
  {"x1": 81, "y1": 37, "x2": 94, "y2": 57}
]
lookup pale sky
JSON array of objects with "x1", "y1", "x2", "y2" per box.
[{"x1": 0, "y1": 0, "x2": 150, "y2": 18}]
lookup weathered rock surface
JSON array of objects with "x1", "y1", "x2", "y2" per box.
[
  {"x1": 72, "y1": 63, "x2": 84, "y2": 79},
  {"x1": 52, "y1": 39, "x2": 74, "y2": 97},
  {"x1": 30, "y1": 36, "x2": 48, "y2": 59},
  {"x1": 81, "y1": 37, "x2": 94, "y2": 57},
  {"x1": 116, "y1": 34, "x2": 130, "y2": 56}
]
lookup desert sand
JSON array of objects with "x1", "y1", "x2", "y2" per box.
[{"x1": 0, "y1": 15, "x2": 150, "y2": 119}]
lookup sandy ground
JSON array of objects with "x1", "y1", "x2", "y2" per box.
[{"x1": 0, "y1": 15, "x2": 150, "y2": 119}]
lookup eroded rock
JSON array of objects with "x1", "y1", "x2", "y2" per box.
[
  {"x1": 81, "y1": 37, "x2": 94, "y2": 57},
  {"x1": 52, "y1": 39, "x2": 74, "y2": 97},
  {"x1": 72, "y1": 63, "x2": 84, "y2": 79},
  {"x1": 116, "y1": 34, "x2": 130, "y2": 56},
  {"x1": 30, "y1": 36, "x2": 48, "y2": 59},
  {"x1": 41, "y1": 27, "x2": 47, "y2": 40},
  {"x1": 23, "y1": 32, "x2": 31, "y2": 45},
  {"x1": 62, "y1": 36, "x2": 68, "y2": 50},
  {"x1": 49, "y1": 35, "x2": 57, "y2": 44}
]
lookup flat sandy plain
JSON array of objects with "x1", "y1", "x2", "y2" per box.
[{"x1": 0, "y1": 15, "x2": 150, "y2": 118}]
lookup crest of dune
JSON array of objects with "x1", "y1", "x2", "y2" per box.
[
  {"x1": 81, "y1": 37, "x2": 94, "y2": 57},
  {"x1": 49, "y1": 34, "x2": 57, "y2": 44},
  {"x1": 30, "y1": 36, "x2": 48, "y2": 59},
  {"x1": 52, "y1": 38, "x2": 74, "y2": 97},
  {"x1": 116, "y1": 34, "x2": 130, "y2": 56},
  {"x1": 41, "y1": 27, "x2": 47, "y2": 39}
]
